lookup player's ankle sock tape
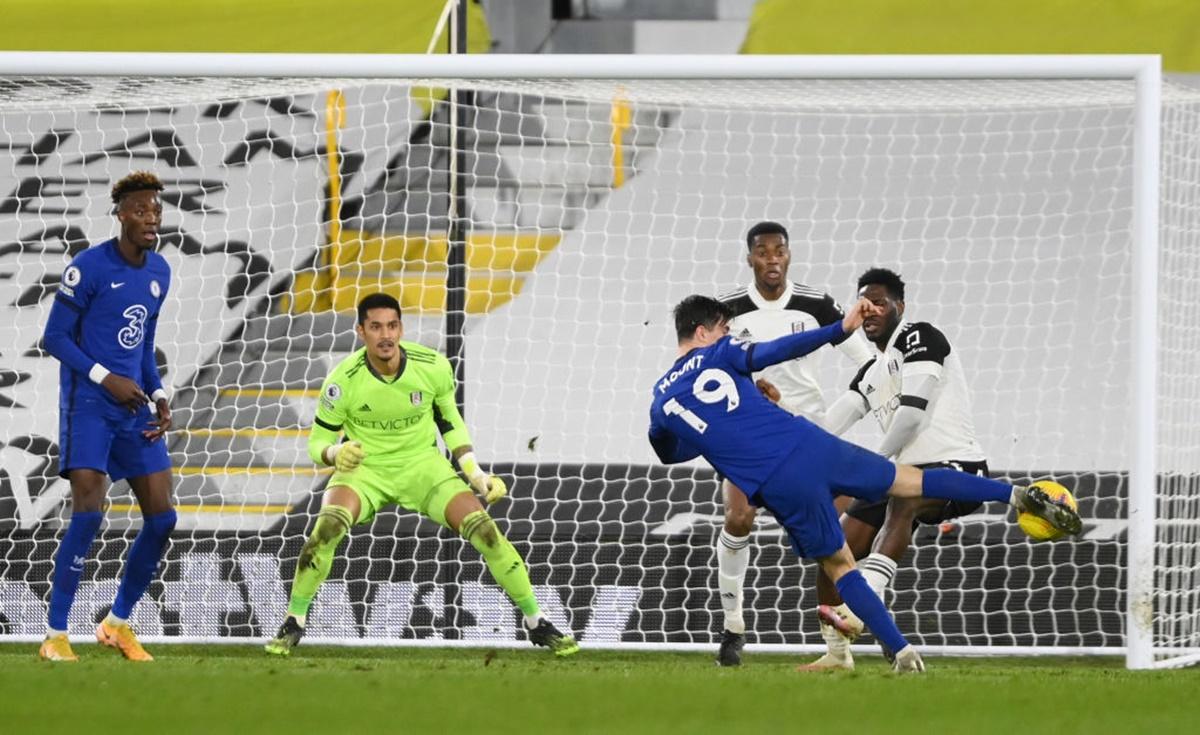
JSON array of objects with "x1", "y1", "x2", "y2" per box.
[
  {"x1": 858, "y1": 553, "x2": 898, "y2": 598},
  {"x1": 718, "y1": 530, "x2": 750, "y2": 553},
  {"x1": 112, "y1": 509, "x2": 177, "y2": 619},
  {"x1": 48, "y1": 511, "x2": 103, "y2": 631},
  {"x1": 717, "y1": 531, "x2": 751, "y2": 578},
  {"x1": 834, "y1": 569, "x2": 908, "y2": 655},
  {"x1": 921, "y1": 468, "x2": 1011, "y2": 504},
  {"x1": 288, "y1": 505, "x2": 353, "y2": 617},
  {"x1": 461, "y1": 510, "x2": 539, "y2": 617}
]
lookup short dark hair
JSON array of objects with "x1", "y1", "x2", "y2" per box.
[
  {"x1": 745, "y1": 221, "x2": 789, "y2": 251},
  {"x1": 357, "y1": 293, "x2": 402, "y2": 324},
  {"x1": 111, "y1": 171, "x2": 164, "y2": 206},
  {"x1": 673, "y1": 295, "x2": 732, "y2": 342},
  {"x1": 857, "y1": 267, "x2": 905, "y2": 301}
]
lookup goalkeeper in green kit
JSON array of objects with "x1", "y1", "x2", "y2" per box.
[{"x1": 265, "y1": 293, "x2": 579, "y2": 657}]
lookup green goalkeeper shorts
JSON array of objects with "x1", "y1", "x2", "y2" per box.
[{"x1": 328, "y1": 451, "x2": 469, "y2": 528}]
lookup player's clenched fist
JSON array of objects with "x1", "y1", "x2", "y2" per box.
[
  {"x1": 474, "y1": 475, "x2": 508, "y2": 505},
  {"x1": 323, "y1": 441, "x2": 365, "y2": 472},
  {"x1": 840, "y1": 296, "x2": 882, "y2": 333},
  {"x1": 459, "y1": 451, "x2": 507, "y2": 505}
]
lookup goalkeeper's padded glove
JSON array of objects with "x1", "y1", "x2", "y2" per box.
[
  {"x1": 323, "y1": 441, "x2": 365, "y2": 472},
  {"x1": 459, "y1": 452, "x2": 507, "y2": 505}
]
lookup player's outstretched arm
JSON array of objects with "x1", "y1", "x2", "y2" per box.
[
  {"x1": 744, "y1": 297, "x2": 879, "y2": 373},
  {"x1": 839, "y1": 296, "x2": 878, "y2": 333}
]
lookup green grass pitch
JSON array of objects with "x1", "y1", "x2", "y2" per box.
[{"x1": 2, "y1": 643, "x2": 1198, "y2": 734}]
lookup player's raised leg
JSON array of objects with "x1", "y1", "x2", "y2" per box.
[
  {"x1": 40, "y1": 470, "x2": 107, "y2": 662},
  {"x1": 443, "y1": 490, "x2": 579, "y2": 657},
  {"x1": 96, "y1": 467, "x2": 175, "y2": 662},
  {"x1": 715, "y1": 480, "x2": 754, "y2": 666},
  {"x1": 891, "y1": 465, "x2": 1082, "y2": 535},
  {"x1": 265, "y1": 485, "x2": 359, "y2": 656}
]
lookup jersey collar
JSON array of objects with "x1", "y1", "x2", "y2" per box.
[
  {"x1": 364, "y1": 347, "x2": 408, "y2": 384},
  {"x1": 104, "y1": 237, "x2": 149, "y2": 269},
  {"x1": 746, "y1": 279, "x2": 793, "y2": 311}
]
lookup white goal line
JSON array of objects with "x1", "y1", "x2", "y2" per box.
[{"x1": 5, "y1": 635, "x2": 1196, "y2": 662}]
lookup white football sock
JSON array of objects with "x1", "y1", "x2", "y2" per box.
[
  {"x1": 717, "y1": 530, "x2": 751, "y2": 634},
  {"x1": 523, "y1": 614, "x2": 542, "y2": 629},
  {"x1": 291, "y1": 613, "x2": 307, "y2": 628},
  {"x1": 46, "y1": 626, "x2": 68, "y2": 638},
  {"x1": 858, "y1": 552, "x2": 899, "y2": 599},
  {"x1": 103, "y1": 612, "x2": 127, "y2": 627}
]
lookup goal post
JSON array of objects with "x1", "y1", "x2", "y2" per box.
[{"x1": 0, "y1": 53, "x2": 1194, "y2": 670}]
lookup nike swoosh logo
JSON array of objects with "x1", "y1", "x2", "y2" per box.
[{"x1": 110, "y1": 282, "x2": 124, "y2": 288}]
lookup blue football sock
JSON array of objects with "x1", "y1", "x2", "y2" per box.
[
  {"x1": 922, "y1": 468, "x2": 1012, "y2": 504},
  {"x1": 48, "y1": 511, "x2": 104, "y2": 631},
  {"x1": 834, "y1": 569, "x2": 908, "y2": 655},
  {"x1": 111, "y1": 509, "x2": 177, "y2": 620}
]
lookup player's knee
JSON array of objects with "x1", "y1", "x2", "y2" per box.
[
  {"x1": 69, "y1": 478, "x2": 106, "y2": 513},
  {"x1": 460, "y1": 509, "x2": 501, "y2": 552},
  {"x1": 888, "y1": 464, "x2": 925, "y2": 498},
  {"x1": 724, "y1": 505, "x2": 755, "y2": 536}
]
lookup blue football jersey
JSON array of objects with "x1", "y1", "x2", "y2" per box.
[
  {"x1": 53, "y1": 238, "x2": 170, "y2": 408},
  {"x1": 648, "y1": 335, "x2": 827, "y2": 497}
]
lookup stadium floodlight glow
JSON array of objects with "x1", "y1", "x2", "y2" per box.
[{"x1": 0, "y1": 53, "x2": 1194, "y2": 671}]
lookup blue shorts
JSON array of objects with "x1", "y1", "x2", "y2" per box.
[
  {"x1": 58, "y1": 399, "x2": 170, "y2": 482},
  {"x1": 756, "y1": 428, "x2": 896, "y2": 559}
]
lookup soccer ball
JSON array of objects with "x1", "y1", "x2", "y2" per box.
[{"x1": 1017, "y1": 480, "x2": 1077, "y2": 542}]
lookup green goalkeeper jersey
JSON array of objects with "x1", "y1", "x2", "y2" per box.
[{"x1": 307, "y1": 342, "x2": 472, "y2": 467}]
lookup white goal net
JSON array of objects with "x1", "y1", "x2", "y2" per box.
[{"x1": 0, "y1": 57, "x2": 1197, "y2": 666}]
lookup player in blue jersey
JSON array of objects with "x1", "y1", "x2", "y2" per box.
[
  {"x1": 648, "y1": 295, "x2": 1081, "y2": 672},
  {"x1": 38, "y1": 172, "x2": 175, "y2": 662}
]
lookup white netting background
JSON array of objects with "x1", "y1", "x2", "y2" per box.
[
  {"x1": 0, "y1": 74, "x2": 1196, "y2": 656},
  {"x1": 1156, "y1": 93, "x2": 1200, "y2": 663}
]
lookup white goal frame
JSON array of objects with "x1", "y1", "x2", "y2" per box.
[{"x1": 0, "y1": 52, "x2": 1166, "y2": 669}]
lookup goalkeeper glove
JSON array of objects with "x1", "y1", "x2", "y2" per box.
[
  {"x1": 459, "y1": 452, "x2": 507, "y2": 505},
  {"x1": 323, "y1": 441, "x2": 365, "y2": 472}
]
